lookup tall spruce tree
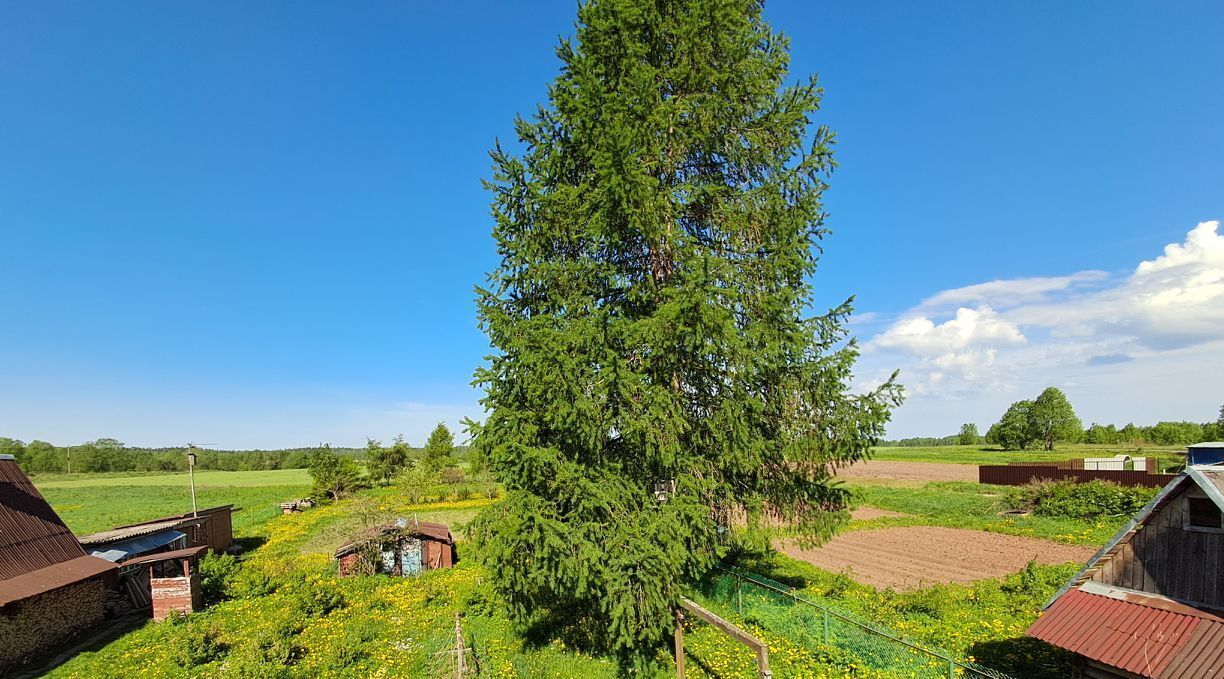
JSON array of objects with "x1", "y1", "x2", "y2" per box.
[{"x1": 469, "y1": 0, "x2": 901, "y2": 667}]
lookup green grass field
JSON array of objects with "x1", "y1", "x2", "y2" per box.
[
  {"x1": 871, "y1": 443, "x2": 1185, "y2": 468},
  {"x1": 35, "y1": 469, "x2": 312, "y2": 536},
  {"x1": 33, "y1": 468, "x2": 312, "y2": 488}
]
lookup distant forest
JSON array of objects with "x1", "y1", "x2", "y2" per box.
[
  {"x1": 882, "y1": 419, "x2": 1222, "y2": 448},
  {"x1": 0, "y1": 437, "x2": 468, "y2": 475}
]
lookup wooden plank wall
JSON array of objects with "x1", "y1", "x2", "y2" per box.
[{"x1": 1091, "y1": 491, "x2": 1224, "y2": 609}]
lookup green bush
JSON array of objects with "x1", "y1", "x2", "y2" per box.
[
  {"x1": 286, "y1": 580, "x2": 346, "y2": 617},
  {"x1": 1006, "y1": 479, "x2": 1157, "y2": 520},
  {"x1": 172, "y1": 619, "x2": 229, "y2": 667},
  {"x1": 198, "y1": 552, "x2": 242, "y2": 604}
]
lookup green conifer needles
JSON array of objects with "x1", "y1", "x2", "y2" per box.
[{"x1": 469, "y1": 0, "x2": 901, "y2": 668}]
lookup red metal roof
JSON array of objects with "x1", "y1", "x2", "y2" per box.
[
  {"x1": 0, "y1": 458, "x2": 90, "y2": 581},
  {"x1": 334, "y1": 521, "x2": 454, "y2": 557},
  {"x1": 1029, "y1": 586, "x2": 1224, "y2": 678}
]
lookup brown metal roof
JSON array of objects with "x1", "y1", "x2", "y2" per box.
[
  {"x1": 121, "y1": 545, "x2": 209, "y2": 567},
  {"x1": 1162, "y1": 619, "x2": 1224, "y2": 679},
  {"x1": 0, "y1": 554, "x2": 116, "y2": 607},
  {"x1": 0, "y1": 458, "x2": 89, "y2": 581},
  {"x1": 1029, "y1": 585, "x2": 1224, "y2": 678}
]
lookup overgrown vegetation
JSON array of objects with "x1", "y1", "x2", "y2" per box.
[
  {"x1": 1004, "y1": 479, "x2": 1159, "y2": 521},
  {"x1": 713, "y1": 552, "x2": 1080, "y2": 679}
]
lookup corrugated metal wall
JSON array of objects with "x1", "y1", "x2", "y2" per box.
[{"x1": 978, "y1": 465, "x2": 1172, "y2": 488}]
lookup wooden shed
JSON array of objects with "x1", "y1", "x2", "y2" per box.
[
  {"x1": 0, "y1": 455, "x2": 118, "y2": 671},
  {"x1": 1028, "y1": 465, "x2": 1224, "y2": 678},
  {"x1": 335, "y1": 519, "x2": 456, "y2": 577}
]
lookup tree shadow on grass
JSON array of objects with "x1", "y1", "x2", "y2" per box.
[
  {"x1": 967, "y1": 636, "x2": 1078, "y2": 679},
  {"x1": 234, "y1": 535, "x2": 267, "y2": 555}
]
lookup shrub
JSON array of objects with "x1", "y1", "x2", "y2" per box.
[
  {"x1": 1006, "y1": 479, "x2": 1157, "y2": 520},
  {"x1": 287, "y1": 580, "x2": 346, "y2": 617},
  {"x1": 440, "y1": 467, "x2": 465, "y2": 485},
  {"x1": 198, "y1": 552, "x2": 242, "y2": 604},
  {"x1": 172, "y1": 619, "x2": 229, "y2": 667}
]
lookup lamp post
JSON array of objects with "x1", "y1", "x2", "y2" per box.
[{"x1": 187, "y1": 449, "x2": 198, "y2": 518}]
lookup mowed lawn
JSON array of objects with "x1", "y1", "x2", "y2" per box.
[{"x1": 33, "y1": 469, "x2": 311, "y2": 536}]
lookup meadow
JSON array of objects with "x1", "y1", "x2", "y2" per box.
[
  {"x1": 870, "y1": 442, "x2": 1186, "y2": 468},
  {"x1": 37, "y1": 468, "x2": 311, "y2": 536},
  {"x1": 33, "y1": 456, "x2": 1128, "y2": 679}
]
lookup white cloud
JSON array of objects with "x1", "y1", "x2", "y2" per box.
[
  {"x1": 872, "y1": 306, "x2": 1025, "y2": 356},
  {"x1": 918, "y1": 271, "x2": 1109, "y2": 311},
  {"x1": 862, "y1": 220, "x2": 1224, "y2": 436}
]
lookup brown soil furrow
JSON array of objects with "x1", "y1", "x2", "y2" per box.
[{"x1": 776, "y1": 526, "x2": 1096, "y2": 591}]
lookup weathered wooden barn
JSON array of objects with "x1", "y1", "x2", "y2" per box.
[
  {"x1": 0, "y1": 454, "x2": 118, "y2": 671},
  {"x1": 1028, "y1": 465, "x2": 1224, "y2": 678},
  {"x1": 335, "y1": 519, "x2": 456, "y2": 577},
  {"x1": 78, "y1": 504, "x2": 235, "y2": 566}
]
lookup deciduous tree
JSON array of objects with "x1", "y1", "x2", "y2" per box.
[
  {"x1": 1030, "y1": 387, "x2": 1082, "y2": 451},
  {"x1": 987, "y1": 400, "x2": 1036, "y2": 450},
  {"x1": 468, "y1": 0, "x2": 900, "y2": 667},
  {"x1": 957, "y1": 423, "x2": 979, "y2": 446}
]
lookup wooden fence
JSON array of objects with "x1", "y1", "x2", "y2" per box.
[{"x1": 978, "y1": 465, "x2": 1174, "y2": 488}]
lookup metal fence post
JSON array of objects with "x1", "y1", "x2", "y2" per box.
[
  {"x1": 822, "y1": 608, "x2": 829, "y2": 644},
  {"x1": 737, "y1": 575, "x2": 743, "y2": 614},
  {"x1": 948, "y1": 656, "x2": 955, "y2": 679}
]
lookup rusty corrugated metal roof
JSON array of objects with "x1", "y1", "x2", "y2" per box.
[
  {"x1": 0, "y1": 457, "x2": 90, "y2": 581},
  {"x1": 334, "y1": 520, "x2": 454, "y2": 557},
  {"x1": 1029, "y1": 585, "x2": 1224, "y2": 678},
  {"x1": 77, "y1": 518, "x2": 193, "y2": 546},
  {"x1": 0, "y1": 554, "x2": 116, "y2": 606}
]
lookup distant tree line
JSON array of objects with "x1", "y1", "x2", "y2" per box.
[
  {"x1": 880, "y1": 395, "x2": 1224, "y2": 451},
  {"x1": 0, "y1": 437, "x2": 375, "y2": 474}
]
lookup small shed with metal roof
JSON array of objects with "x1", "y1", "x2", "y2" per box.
[
  {"x1": 335, "y1": 519, "x2": 456, "y2": 577},
  {"x1": 0, "y1": 454, "x2": 118, "y2": 671},
  {"x1": 1187, "y1": 441, "x2": 1224, "y2": 467},
  {"x1": 1028, "y1": 466, "x2": 1224, "y2": 678}
]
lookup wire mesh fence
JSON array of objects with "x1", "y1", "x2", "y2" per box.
[{"x1": 697, "y1": 566, "x2": 1017, "y2": 679}]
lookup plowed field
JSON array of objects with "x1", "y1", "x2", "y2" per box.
[
  {"x1": 836, "y1": 460, "x2": 979, "y2": 485},
  {"x1": 778, "y1": 526, "x2": 1095, "y2": 591}
]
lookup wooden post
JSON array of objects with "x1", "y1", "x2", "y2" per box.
[
  {"x1": 674, "y1": 609, "x2": 686, "y2": 679},
  {"x1": 455, "y1": 613, "x2": 466, "y2": 679},
  {"x1": 680, "y1": 598, "x2": 771, "y2": 679}
]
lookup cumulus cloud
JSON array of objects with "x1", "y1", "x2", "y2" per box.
[{"x1": 861, "y1": 220, "x2": 1224, "y2": 433}]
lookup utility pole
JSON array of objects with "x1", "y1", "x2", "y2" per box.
[
  {"x1": 187, "y1": 447, "x2": 198, "y2": 517},
  {"x1": 66, "y1": 445, "x2": 72, "y2": 474}
]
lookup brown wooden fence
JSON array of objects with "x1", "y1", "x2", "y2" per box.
[{"x1": 978, "y1": 465, "x2": 1174, "y2": 488}]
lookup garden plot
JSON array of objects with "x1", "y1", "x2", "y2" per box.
[
  {"x1": 777, "y1": 526, "x2": 1095, "y2": 591},
  {"x1": 835, "y1": 460, "x2": 979, "y2": 485}
]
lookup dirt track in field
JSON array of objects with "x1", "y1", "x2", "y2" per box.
[
  {"x1": 835, "y1": 460, "x2": 979, "y2": 486},
  {"x1": 777, "y1": 526, "x2": 1095, "y2": 591}
]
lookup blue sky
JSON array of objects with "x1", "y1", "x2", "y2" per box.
[{"x1": 1, "y1": 1, "x2": 1221, "y2": 448}]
